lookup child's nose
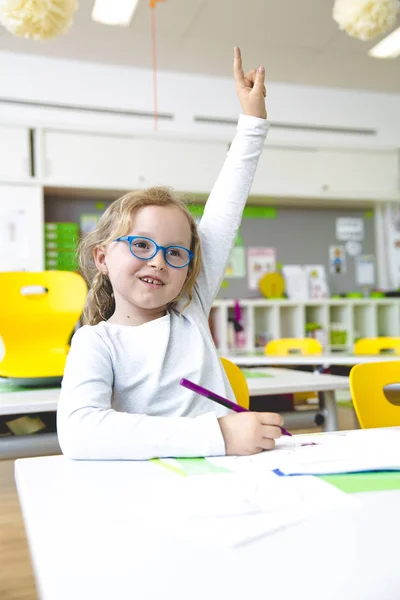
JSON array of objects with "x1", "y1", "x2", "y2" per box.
[{"x1": 148, "y1": 248, "x2": 167, "y2": 269}]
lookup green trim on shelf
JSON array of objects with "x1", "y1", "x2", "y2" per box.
[{"x1": 187, "y1": 204, "x2": 276, "y2": 219}]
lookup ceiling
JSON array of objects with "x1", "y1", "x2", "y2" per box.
[{"x1": 0, "y1": 0, "x2": 399, "y2": 93}]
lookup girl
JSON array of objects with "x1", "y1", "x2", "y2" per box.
[{"x1": 57, "y1": 48, "x2": 284, "y2": 460}]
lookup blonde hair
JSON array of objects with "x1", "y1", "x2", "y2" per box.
[{"x1": 79, "y1": 187, "x2": 202, "y2": 325}]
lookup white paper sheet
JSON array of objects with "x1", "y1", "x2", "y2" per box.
[
  {"x1": 134, "y1": 472, "x2": 356, "y2": 548},
  {"x1": 282, "y1": 265, "x2": 309, "y2": 300},
  {"x1": 209, "y1": 429, "x2": 400, "y2": 476}
]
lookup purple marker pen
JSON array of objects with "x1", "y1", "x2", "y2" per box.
[{"x1": 180, "y1": 378, "x2": 292, "y2": 436}]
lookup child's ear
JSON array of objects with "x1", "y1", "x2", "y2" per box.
[{"x1": 93, "y1": 246, "x2": 107, "y2": 275}]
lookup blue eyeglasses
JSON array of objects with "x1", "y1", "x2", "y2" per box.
[{"x1": 115, "y1": 236, "x2": 194, "y2": 269}]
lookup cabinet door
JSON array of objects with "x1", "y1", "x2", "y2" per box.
[
  {"x1": 317, "y1": 149, "x2": 400, "y2": 199},
  {"x1": 43, "y1": 130, "x2": 138, "y2": 188},
  {"x1": 0, "y1": 185, "x2": 43, "y2": 271},
  {"x1": 0, "y1": 126, "x2": 30, "y2": 180},
  {"x1": 134, "y1": 138, "x2": 229, "y2": 193},
  {"x1": 251, "y1": 146, "x2": 319, "y2": 197}
]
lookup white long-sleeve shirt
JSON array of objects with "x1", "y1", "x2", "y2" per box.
[{"x1": 57, "y1": 115, "x2": 270, "y2": 460}]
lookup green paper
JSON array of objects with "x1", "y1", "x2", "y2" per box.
[
  {"x1": 187, "y1": 204, "x2": 204, "y2": 218},
  {"x1": 319, "y1": 471, "x2": 400, "y2": 493},
  {"x1": 187, "y1": 205, "x2": 277, "y2": 220},
  {"x1": 241, "y1": 370, "x2": 274, "y2": 378},
  {"x1": 243, "y1": 206, "x2": 276, "y2": 219},
  {"x1": 151, "y1": 458, "x2": 187, "y2": 477},
  {"x1": 175, "y1": 458, "x2": 231, "y2": 476}
]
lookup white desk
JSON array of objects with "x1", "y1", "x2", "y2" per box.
[
  {"x1": 0, "y1": 369, "x2": 346, "y2": 458},
  {"x1": 0, "y1": 387, "x2": 60, "y2": 460},
  {"x1": 0, "y1": 369, "x2": 348, "y2": 415},
  {"x1": 246, "y1": 367, "x2": 349, "y2": 432},
  {"x1": 222, "y1": 351, "x2": 400, "y2": 367},
  {"x1": 0, "y1": 387, "x2": 59, "y2": 416},
  {"x1": 15, "y1": 448, "x2": 400, "y2": 600}
]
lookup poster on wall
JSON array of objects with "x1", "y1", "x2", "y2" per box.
[
  {"x1": 225, "y1": 230, "x2": 246, "y2": 278},
  {"x1": 282, "y1": 265, "x2": 309, "y2": 300},
  {"x1": 225, "y1": 246, "x2": 246, "y2": 278},
  {"x1": 384, "y1": 204, "x2": 400, "y2": 288},
  {"x1": 304, "y1": 265, "x2": 330, "y2": 298},
  {"x1": 247, "y1": 247, "x2": 276, "y2": 290},
  {"x1": 355, "y1": 255, "x2": 375, "y2": 287},
  {"x1": 336, "y1": 217, "x2": 364, "y2": 241},
  {"x1": 329, "y1": 245, "x2": 346, "y2": 274}
]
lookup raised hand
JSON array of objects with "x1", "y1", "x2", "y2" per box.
[{"x1": 233, "y1": 46, "x2": 267, "y2": 120}]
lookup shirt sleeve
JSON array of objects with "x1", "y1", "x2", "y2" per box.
[
  {"x1": 57, "y1": 326, "x2": 226, "y2": 460},
  {"x1": 194, "y1": 115, "x2": 270, "y2": 314}
]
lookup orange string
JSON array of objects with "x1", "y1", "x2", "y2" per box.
[{"x1": 149, "y1": 0, "x2": 166, "y2": 131}]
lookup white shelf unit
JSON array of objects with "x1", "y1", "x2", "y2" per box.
[{"x1": 211, "y1": 299, "x2": 400, "y2": 352}]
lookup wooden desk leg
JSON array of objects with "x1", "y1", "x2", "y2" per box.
[{"x1": 320, "y1": 390, "x2": 339, "y2": 432}]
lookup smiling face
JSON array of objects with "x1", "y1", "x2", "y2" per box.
[{"x1": 94, "y1": 205, "x2": 192, "y2": 325}]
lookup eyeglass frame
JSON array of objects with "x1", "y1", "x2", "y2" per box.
[{"x1": 114, "y1": 235, "x2": 194, "y2": 269}]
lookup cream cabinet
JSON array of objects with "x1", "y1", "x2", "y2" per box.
[
  {"x1": 0, "y1": 185, "x2": 44, "y2": 271},
  {"x1": 0, "y1": 126, "x2": 31, "y2": 181}
]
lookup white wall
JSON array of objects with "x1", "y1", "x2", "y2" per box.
[{"x1": 1, "y1": 51, "x2": 400, "y2": 149}]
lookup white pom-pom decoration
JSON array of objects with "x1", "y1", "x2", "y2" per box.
[
  {"x1": 333, "y1": 0, "x2": 399, "y2": 41},
  {"x1": 0, "y1": 0, "x2": 79, "y2": 41}
]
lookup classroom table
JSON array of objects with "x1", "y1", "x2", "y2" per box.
[
  {"x1": 221, "y1": 351, "x2": 400, "y2": 368},
  {"x1": 245, "y1": 367, "x2": 349, "y2": 432},
  {"x1": 15, "y1": 432, "x2": 400, "y2": 600},
  {"x1": 0, "y1": 369, "x2": 347, "y2": 458},
  {"x1": 0, "y1": 385, "x2": 60, "y2": 460}
]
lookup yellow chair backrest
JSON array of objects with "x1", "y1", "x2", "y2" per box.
[
  {"x1": 354, "y1": 337, "x2": 400, "y2": 356},
  {"x1": 265, "y1": 337, "x2": 322, "y2": 356},
  {"x1": 0, "y1": 271, "x2": 87, "y2": 380},
  {"x1": 349, "y1": 361, "x2": 400, "y2": 428},
  {"x1": 220, "y1": 357, "x2": 249, "y2": 409}
]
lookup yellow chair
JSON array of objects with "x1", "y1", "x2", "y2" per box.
[
  {"x1": 265, "y1": 337, "x2": 322, "y2": 356},
  {"x1": 265, "y1": 338, "x2": 322, "y2": 405},
  {"x1": 221, "y1": 357, "x2": 249, "y2": 409},
  {"x1": 350, "y1": 361, "x2": 400, "y2": 428},
  {"x1": 354, "y1": 337, "x2": 400, "y2": 356},
  {"x1": 0, "y1": 271, "x2": 87, "y2": 382}
]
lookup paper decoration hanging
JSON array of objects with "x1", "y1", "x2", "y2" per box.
[
  {"x1": 332, "y1": 0, "x2": 399, "y2": 41},
  {"x1": 0, "y1": 0, "x2": 79, "y2": 40}
]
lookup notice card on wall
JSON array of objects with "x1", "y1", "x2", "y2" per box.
[
  {"x1": 304, "y1": 265, "x2": 329, "y2": 298},
  {"x1": 225, "y1": 246, "x2": 246, "y2": 278},
  {"x1": 336, "y1": 217, "x2": 364, "y2": 242},
  {"x1": 247, "y1": 247, "x2": 276, "y2": 290},
  {"x1": 356, "y1": 255, "x2": 375, "y2": 287},
  {"x1": 225, "y1": 230, "x2": 246, "y2": 278}
]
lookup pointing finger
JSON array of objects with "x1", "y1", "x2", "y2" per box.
[{"x1": 233, "y1": 46, "x2": 245, "y2": 86}]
